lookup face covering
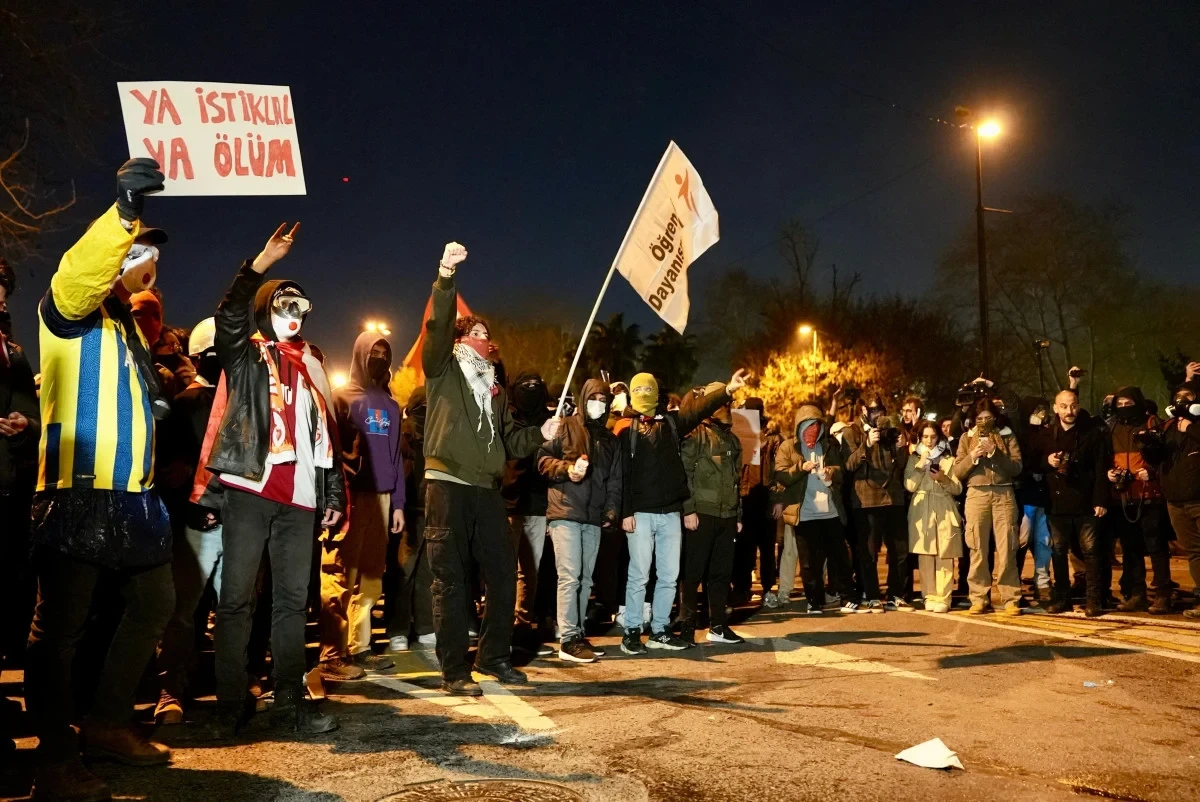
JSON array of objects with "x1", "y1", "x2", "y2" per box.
[
  {"x1": 612, "y1": 392, "x2": 628, "y2": 412},
  {"x1": 512, "y1": 378, "x2": 548, "y2": 414},
  {"x1": 586, "y1": 399, "x2": 607, "y2": 420},
  {"x1": 196, "y1": 352, "x2": 221, "y2": 385},
  {"x1": 1029, "y1": 412, "x2": 1045, "y2": 426},
  {"x1": 630, "y1": 372, "x2": 659, "y2": 416},
  {"x1": 802, "y1": 422, "x2": 821, "y2": 449},
  {"x1": 1114, "y1": 405, "x2": 1142, "y2": 425},
  {"x1": 459, "y1": 336, "x2": 490, "y2": 361},
  {"x1": 367, "y1": 356, "x2": 390, "y2": 381},
  {"x1": 0, "y1": 310, "x2": 11, "y2": 337},
  {"x1": 271, "y1": 312, "x2": 302, "y2": 341},
  {"x1": 119, "y1": 243, "x2": 158, "y2": 293}
]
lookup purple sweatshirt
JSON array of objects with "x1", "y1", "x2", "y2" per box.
[{"x1": 335, "y1": 332, "x2": 405, "y2": 510}]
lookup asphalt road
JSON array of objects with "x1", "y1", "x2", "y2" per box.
[{"x1": 6, "y1": 591, "x2": 1200, "y2": 802}]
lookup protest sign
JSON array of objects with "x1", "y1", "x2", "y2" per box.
[
  {"x1": 116, "y1": 81, "x2": 306, "y2": 195},
  {"x1": 732, "y1": 408, "x2": 762, "y2": 466}
]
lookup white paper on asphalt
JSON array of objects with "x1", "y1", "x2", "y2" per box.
[{"x1": 896, "y1": 737, "x2": 964, "y2": 770}]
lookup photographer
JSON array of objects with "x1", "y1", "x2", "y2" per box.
[
  {"x1": 843, "y1": 395, "x2": 909, "y2": 613},
  {"x1": 1033, "y1": 390, "x2": 1111, "y2": 617},
  {"x1": 1107, "y1": 387, "x2": 1171, "y2": 614},
  {"x1": 1160, "y1": 379, "x2": 1200, "y2": 619},
  {"x1": 952, "y1": 398, "x2": 1023, "y2": 615}
]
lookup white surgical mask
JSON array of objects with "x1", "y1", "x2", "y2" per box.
[
  {"x1": 120, "y1": 243, "x2": 159, "y2": 293},
  {"x1": 586, "y1": 399, "x2": 607, "y2": 420},
  {"x1": 271, "y1": 312, "x2": 303, "y2": 341},
  {"x1": 611, "y1": 392, "x2": 628, "y2": 412},
  {"x1": 1029, "y1": 413, "x2": 1044, "y2": 426}
]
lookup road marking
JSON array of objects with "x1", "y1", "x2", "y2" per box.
[
  {"x1": 475, "y1": 678, "x2": 557, "y2": 732},
  {"x1": 770, "y1": 637, "x2": 936, "y2": 680},
  {"x1": 367, "y1": 676, "x2": 504, "y2": 721}
]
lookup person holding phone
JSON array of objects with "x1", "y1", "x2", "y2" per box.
[{"x1": 905, "y1": 421, "x2": 963, "y2": 613}]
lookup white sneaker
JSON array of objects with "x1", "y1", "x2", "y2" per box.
[
  {"x1": 842, "y1": 601, "x2": 862, "y2": 614},
  {"x1": 763, "y1": 591, "x2": 781, "y2": 609},
  {"x1": 806, "y1": 607, "x2": 824, "y2": 616},
  {"x1": 389, "y1": 635, "x2": 410, "y2": 652},
  {"x1": 615, "y1": 606, "x2": 626, "y2": 628},
  {"x1": 926, "y1": 602, "x2": 950, "y2": 613},
  {"x1": 417, "y1": 633, "x2": 437, "y2": 647}
]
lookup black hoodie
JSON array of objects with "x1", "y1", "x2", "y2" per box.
[
  {"x1": 1161, "y1": 380, "x2": 1200, "y2": 503},
  {"x1": 502, "y1": 371, "x2": 551, "y2": 516},
  {"x1": 538, "y1": 377, "x2": 623, "y2": 525}
]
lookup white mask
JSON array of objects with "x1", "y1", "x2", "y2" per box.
[
  {"x1": 271, "y1": 311, "x2": 302, "y2": 341},
  {"x1": 1029, "y1": 413, "x2": 1045, "y2": 426},
  {"x1": 119, "y1": 243, "x2": 159, "y2": 293},
  {"x1": 611, "y1": 392, "x2": 628, "y2": 412},
  {"x1": 586, "y1": 399, "x2": 607, "y2": 420}
]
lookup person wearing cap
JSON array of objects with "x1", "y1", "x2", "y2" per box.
[
  {"x1": 617, "y1": 368, "x2": 749, "y2": 655},
  {"x1": 204, "y1": 222, "x2": 345, "y2": 738},
  {"x1": 25, "y1": 159, "x2": 175, "y2": 801},
  {"x1": 153, "y1": 317, "x2": 227, "y2": 724}
]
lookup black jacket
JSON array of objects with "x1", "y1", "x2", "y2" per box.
[
  {"x1": 539, "y1": 378, "x2": 622, "y2": 526},
  {"x1": 619, "y1": 383, "x2": 731, "y2": 518},
  {"x1": 502, "y1": 371, "x2": 551, "y2": 516},
  {"x1": 206, "y1": 262, "x2": 346, "y2": 514},
  {"x1": 0, "y1": 337, "x2": 39, "y2": 494},
  {"x1": 1031, "y1": 422, "x2": 1109, "y2": 516},
  {"x1": 843, "y1": 421, "x2": 906, "y2": 508},
  {"x1": 1161, "y1": 417, "x2": 1200, "y2": 504}
]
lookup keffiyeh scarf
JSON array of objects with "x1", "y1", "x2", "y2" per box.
[{"x1": 453, "y1": 342, "x2": 497, "y2": 449}]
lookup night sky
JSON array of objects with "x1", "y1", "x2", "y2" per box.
[{"x1": 16, "y1": 1, "x2": 1200, "y2": 379}]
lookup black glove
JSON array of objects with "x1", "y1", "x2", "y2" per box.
[{"x1": 115, "y1": 158, "x2": 165, "y2": 221}]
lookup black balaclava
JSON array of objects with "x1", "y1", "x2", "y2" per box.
[{"x1": 511, "y1": 372, "x2": 550, "y2": 423}]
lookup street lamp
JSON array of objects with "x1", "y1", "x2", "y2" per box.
[
  {"x1": 797, "y1": 323, "x2": 818, "y2": 357},
  {"x1": 972, "y1": 116, "x2": 1003, "y2": 378},
  {"x1": 331, "y1": 370, "x2": 348, "y2": 389}
]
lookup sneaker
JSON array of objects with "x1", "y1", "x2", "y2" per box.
[
  {"x1": 841, "y1": 600, "x2": 862, "y2": 614},
  {"x1": 968, "y1": 602, "x2": 992, "y2": 615},
  {"x1": 679, "y1": 626, "x2": 696, "y2": 645},
  {"x1": 154, "y1": 691, "x2": 184, "y2": 725},
  {"x1": 889, "y1": 597, "x2": 914, "y2": 612},
  {"x1": 642, "y1": 602, "x2": 653, "y2": 625},
  {"x1": 417, "y1": 632, "x2": 438, "y2": 647},
  {"x1": 559, "y1": 637, "x2": 597, "y2": 664},
  {"x1": 806, "y1": 606, "x2": 824, "y2": 616},
  {"x1": 319, "y1": 657, "x2": 367, "y2": 681},
  {"x1": 582, "y1": 638, "x2": 606, "y2": 657},
  {"x1": 1149, "y1": 594, "x2": 1172, "y2": 615},
  {"x1": 389, "y1": 635, "x2": 410, "y2": 652},
  {"x1": 536, "y1": 642, "x2": 556, "y2": 657},
  {"x1": 762, "y1": 591, "x2": 781, "y2": 609},
  {"x1": 706, "y1": 625, "x2": 745, "y2": 644},
  {"x1": 620, "y1": 628, "x2": 648, "y2": 655},
  {"x1": 1182, "y1": 605, "x2": 1200, "y2": 620},
  {"x1": 352, "y1": 651, "x2": 395, "y2": 672},
  {"x1": 926, "y1": 602, "x2": 950, "y2": 613},
  {"x1": 1002, "y1": 602, "x2": 1022, "y2": 617},
  {"x1": 615, "y1": 605, "x2": 626, "y2": 628},
  {"x1": 271, "y1": 685, "x2": 338, "y2": 735},
  {"x1": 865, "y1": 600, "x2": 885, "y2": 614},
  {"x1": 32, "y1": 758, "x2": 111, "y2": 802},
  {"x1": 81, "y1": 721, "x2": 171, "y2": 766},
  {"x1": 824, "y1": 594, "x2": 842, "y2": 609},
  {"x1": 475, "y1": 662, "x2": 529, "y2": 684},
  {"x1": 647, "y1": 631, "x2": 692, "y2": 651}
]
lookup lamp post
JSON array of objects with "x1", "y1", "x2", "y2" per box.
[
  {"x1": 798, "y1": 324, "x2": 819, "y2": 357},
  {"x1": 974, "y1": 119, "x2": 1001, "y2": 378}
]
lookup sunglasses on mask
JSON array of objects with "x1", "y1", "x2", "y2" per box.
[{"x1": 272, "y1": 292, "x2": 312, "y2": 319}]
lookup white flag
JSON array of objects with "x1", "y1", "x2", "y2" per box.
[{"x1": 613, "y1": 142, "x2": 719, "y2": 333}]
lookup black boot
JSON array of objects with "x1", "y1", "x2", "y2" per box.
[
  {"x1": 271, "y1": 684, "x2": 338, "y2": 735},
  {"x1": 1046, "y1": 585, "x2": 1073, "y2": 614},
  {"x1": 1084, "y1": 589, "x2": 1104, "y2": 618}
]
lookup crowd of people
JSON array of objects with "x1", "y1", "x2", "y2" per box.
[{"x1": 2, "y1": 159, "x2": 1200, "y2": 802}]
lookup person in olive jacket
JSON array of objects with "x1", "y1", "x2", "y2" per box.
[{"x1": 678, "y1": 386, "x2": 744, "y2": 645}]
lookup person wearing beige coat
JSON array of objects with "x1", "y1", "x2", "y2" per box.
[{"x1": 904, "y1": 422, "x2": 963, "y2": 612}]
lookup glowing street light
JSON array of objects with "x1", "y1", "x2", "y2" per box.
[
  {"x1": 977, "y1": 120, "x2": 1002, "y2": 138},
  {"x1": 364, "y1": 319, "x2": 391, "y2": 336},
  {"x1": 331, "y1": 370, "x2": 348, "y2": 389},
  {"x1": 797, "y1": 323, "x2": 818, "y2": 356}
]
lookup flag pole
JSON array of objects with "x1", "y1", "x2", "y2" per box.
[{"x1": 555, "y1": 143, "x2": 677, "y2": 417}]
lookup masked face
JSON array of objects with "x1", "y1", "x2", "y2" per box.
[
  {"x1": 1170, "y1": 392, "x2": 1200, "y2": 420},
  {"x1": 612, "y1": 392, "x2": 628, "y2": 413},
  {"x1": 458, "y1": 336, "x2": 490, "y2": 361},
  {"x1": 630, "y1": 375, "x2": 659, "y2": 416},
  {"x1": 270, "y1": 289, "x2": 310, "y2": 341},
  {"x1": 1114, "y1": 401, "x2": 1142, "y2": 426},
  {"x1": 367, "y1": 356, "x2": 390, "y2": 381},
  {"x1": 586, "y1": 399, "x2": 607, "y2": 420},
  {"x1": 119, "y1": 243, "x2": 159, "y2": 294}
]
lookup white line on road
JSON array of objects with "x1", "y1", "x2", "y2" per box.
[
  {"x1": 475, "y1": 678, "x2": 558, "y2": 732},
  {"x1": 367, "y1": 676, "x2": 505, "y2": 721},
  {"x1": 769, "y1": 637, "x2": 936, "y2": 680}
]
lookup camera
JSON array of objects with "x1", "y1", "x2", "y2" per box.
[
  {"x1": 1134, "y1": 428, "x2": 1165, "y2": 464},
  {"x1": 1055, "y1": 451, "x2": 1072, "y2": 476},
  {"x1": 1111, "y1": 467, "x2": 1133, "y2": 488},
  {"x1": 1069, "y1": 367, "x2": 1087, "y2": 379},
  {"x1": 873, "y1": 414, "x2": 901, "y2": 448}
]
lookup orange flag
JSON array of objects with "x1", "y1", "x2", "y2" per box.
[{"x1": 401, "y1": 292, "x2": 474, "y2": 385}]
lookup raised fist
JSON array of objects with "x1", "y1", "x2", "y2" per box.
[
  {"x1": 116, "y1": 158, "x2": 165, "y2": 221},
  {"x1": 441, "y1": 242, "x2": 468, "y2": 269}
]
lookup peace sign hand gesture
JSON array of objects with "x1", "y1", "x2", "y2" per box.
[{"x1": 252, "y1": 222, "x2": 301, "y2": 274}]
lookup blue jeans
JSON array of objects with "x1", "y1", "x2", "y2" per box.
[
  {"x1": 624, "y1": 512, "x2": 682, "y2": 634},
  {"x1": 549, "y1": 521, "x2": 601, "y2": 642},
  {"x1": 1022, "y1": 505, "x2": 1051, "y2": 589}
]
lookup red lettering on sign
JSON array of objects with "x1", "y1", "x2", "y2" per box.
[
  {"x1": 233, "y1": 136, "x2": 249, "y2": 176},
  {"x1": 266, "y1": 139, "x2": 296, "y2": 177},
  {"x1": 282, "y1": 95, "x2": 294, "y2": 125},
  {"x1": 142, "y1": 137, "x2": 192, "y2": 180},
  {"x1": 131, "y1": 89, "x2": 157, "y2": 125},
  {"x1": 220, "y1": 92, "x2": 238, "y2": 122}
]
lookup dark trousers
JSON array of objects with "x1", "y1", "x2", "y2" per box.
[
  {"x1": 386, "y1": 512, "x2": 434, "y2": 638},
  {"x1": 679, "y1": 514, "x2": 736, "y2": 629},
  {"x1": 591, "y1": 526, "x2": 627, "y2": 612},
  {"x1": 425, "y1": 480, "x2": 514, "y2": 681},
  {"x1": 0, "y1": 487, "x2": 35, "y2": 666},
  {"x1": 214, "y1": 490, "x2": 315, "y2": 702},
  {"x1": 1167, "y1": 501, "x2": 1200, "y2": 594},
  {"x1": 733, "y1": 487, "x2": 777, "y2": 595},
  {"x1": 852, "y1": 506, "x2": 909, "y2": 602},
  {"x1": 795, "y1": 517, "x2": 854, "y2": 607},
  {"x1": 1049, "y1": 513, "x2": 1103, "y2": 605},
  {"x1": 1112, "y1": 503, "x2": 1171, "y2": 598},
  {"x1": 25, "y1": 550, "x2": 173, "y2": 762}
]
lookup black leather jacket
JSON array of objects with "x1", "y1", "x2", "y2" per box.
[{"x1": 206, "y1": 262, "x2": 345, "y2": 514}]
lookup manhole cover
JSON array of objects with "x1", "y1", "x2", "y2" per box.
[{"x1": 381, "y1": 779, "x2": 583, "y2": 801}]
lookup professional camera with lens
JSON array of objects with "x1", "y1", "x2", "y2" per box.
[
  {"x1": 1111, "y1": 467, "x2": 1134, "y2": 488},
  {"x1": 874, "y1": 414, "x2": 902, "y2": 448},
  {"x1": 1134, "y1": 427, "x2": 1166, "y2": 465}
]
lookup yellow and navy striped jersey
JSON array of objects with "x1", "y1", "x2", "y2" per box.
[{"x1": 37, "y1": 205, "x2": 156, "y2": 493}]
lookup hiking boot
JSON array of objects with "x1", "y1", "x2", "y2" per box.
[
  {"x1": 271, "y1": 685, "x2": 338, "y2": 735},
  {"x1": 706, "y1": 625, "x2": 744, "y2": 644},
  {"x1": 559, "y1": 637, "x2": 597, "y2": 664},
  {"x1": 351, "y1": 651, "x2": 395, "y2": 672},
  {"x1": 475, "y1": 662, "x2": 528, "y2": 684},
  {"x1": 442, "y1": 677, "x2": 482, "y2": 697},
  {"x1": 647, "y1": 631, "x2": 692, "y2": 651},
  {"x1": 202, "y1": 696, "x2": 256, "y2": 741},
  {"x1": 1046, "y1": 598, "x2": 1073, "y2": 614},
  {"x1": 32, "y1": 757, "x2": 111, "y2": 802},
  {"x1": 967, "y1": 602, "x2": 991, "y2": 615},
  {"x1": 1149, "y1": 592, "x2": 1172, "y2": 615},
  {"x1": 80, "y1": 721, "x2": 171, "y2": 766},
  {"x1": 154, "y1": 691, "x2": 184, "y2": 725},
  {"x1": 1117, "y1": 595, "x2": 1149, "y2": 613},
  {"x1": 620, "y1": 628, "x2": 648, "y2": 655},
  {"x1": 319, "y1": 657, "x2": 366, "y2": 682},
  {"x1": 582, "y1": 638, "x2": 605, "y2": 657},
  {"x1": 1084, "y1": 601, "x2": 1105, "y2": 618}
]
